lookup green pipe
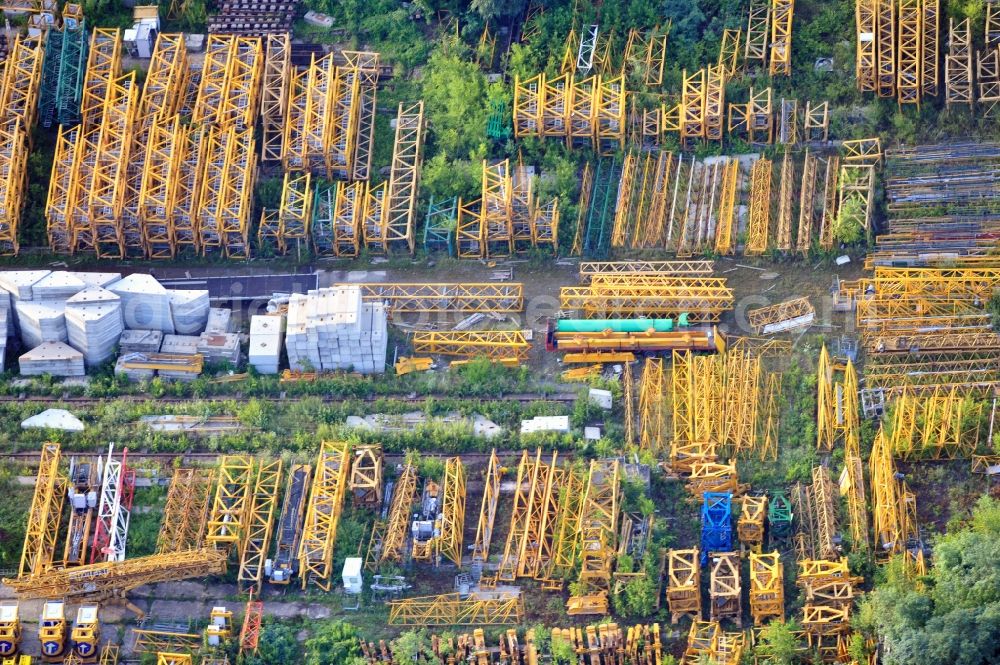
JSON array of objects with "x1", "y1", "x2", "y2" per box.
[{"x1": 556, "y1": 318, "x2": 676, "y2": 333}]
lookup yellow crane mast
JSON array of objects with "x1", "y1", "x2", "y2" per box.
[
  {"x1": 139, "y1": 115, "x2": 183, "y2": 259},
  {"x1": 19, "y1": 443, "x2": 68, "y2": 579},
  {"x1": 205, "y1": 455, "x2": 254, "y2": 557},
  {"x1": 666, "y1": 548, "x2": 701, "y2": 623},
  {"x1": 155, "y1": 654, "x2": 192, "y2": 665},
  {"x1": 745, "y1": 157, "x2": 772, "y2": 254},
  {"x1": 260, "y1": 33, "x2": 290, "y2": 164},
  {"x1": 237, "y1": 459, "x2": 283, "y2": 593},
  {"x1": 638, "y1": 357, "x2": 666, "y2": 452},
  {"x1": 0, "y1": 119, "x2": 27, "y2": 256},
  {"x1": 896, "y1": 0, "x2": 922, "y2": 105},
  {"x1": 298, "y1": 441, "x2": 351, "y2": 590},
  {"x1": 349, "y1": 445, "x2": 383, "y2": 509},
  {"x1": 378, "y1": 102, "x2": 425, "y2": 254},
  {"x1": 90, "y1": 72, "x2": 138, "y2": 260},
  {"x1": 387, "y1": 591, "x2": 524, "y2": 626},
  {"x1": 745, "y1": 0, "x2": 771, "y2": 67},
  {"x1": 816, "y1": 344, "x2": 836, "y2": 451},
  {"x1": 4, "y1": 549, "x2": 227, "y2": 602},
  {"x1": 856, "y1": 0, "x2": 878, "y2": 91},
  {"x1": 378, "y1": 461, "x2": 417, "y2": 565},
  {"x1": 435, "y1": 457, "x2": 467, "y2": 567},
  {"x1": 277, "y1": 171, "x2": 313, "y2": 255},
  {"x1": 568, "y1": 459, "x2": 620, "y2": 615},
  {"x1": 157, "y1": 468, "x2": 214, "y2": 554},
  {"x1": 841, "y1": 360, "x2": 870, "y2": 556},
  {"x1": 738, "y1": 496, "x2": 767, "y2": 551},
  {"x1": 412, "y1": 330, "x2": 530, "y2": 361},
  {"x1": 877, "y1": 0, "x2": 896, "y2": 98},
  {"x1": 945, "y1": 18, "x2": 973, "y2": 107},
  {"x1": 709, "y1": 552, "x2": 741, "y2": 625},
  {"x1": 81, "y1": 29, "x2": 121, "y2": 130},
  {"x1": 496, "y1": 450, "x2": 537, "y2": 583},
  {"x1": 471, "y1": 450, "x2": 503, "y2": 570},
  {"x1": 542, "y1": 464, "x2": 584, "y2": 589},
  {"x1": 749, "y1": 552, "x2": 785, "y2": 625},
  {"x1": 769, "y1": 0, "x2": 795, "y2": 75}
]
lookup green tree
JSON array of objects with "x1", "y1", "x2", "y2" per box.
[
  {"x1": 551, "y1": 633, "x2": 575, "y2": 665},
  {"x1": 390, "y1": 629, "x2": 435, "y2": 664},
  {"x1": 470, "y1": 0, "x2": 528, "y2": 21},
  {"x1": 754, "y1": 620, "x2": 802, "y2": 665},
  {"x1": 620, "y1": 573, "x2": 657, "y2": 617},
  {"x1": 304, "y1": 620, "x2": 364, "y2": 665},
  {"x1": 243, "y1": 623, "x2": 300, "y2": 665},
  {"x1": 421, "y1": 41, "x2": 491, "y2": 157},
  {"x1": 857, "y1": 497, "x2": 1000, "y2": 665},
  {"x1": 833, "y1": 196, "x2": 865, "y2": 244}
]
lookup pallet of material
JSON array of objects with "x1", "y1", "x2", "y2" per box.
[{"x1": 116, "y1": 352, "x2": 204, "y2": 382}]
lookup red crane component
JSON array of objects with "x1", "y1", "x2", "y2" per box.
[{"x1": 239, "y1": 599, "x2": 264, "y2": 654}]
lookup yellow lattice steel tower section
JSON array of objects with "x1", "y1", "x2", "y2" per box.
[
  {"x1": 745, "y1": 157, "x2": 772, "y2": 254},
  {"x1": 436, "y1": 457, "x2": 466, "y2": 567},
  {"x1": 261, "y1": 33, "x2": 290, "y2": 163},
  {"x1": 194, "y1": 36, "x2": 263, "y2": 129},
  {"x1": 379, "y1": 461, "x2": 417, "y2": 565},
  {"x1": 237, "y1": 459, "x2": 282, "y2": 593},
  {"x1": 0, "y1": 119, "x2": 28, "y2": 256},
  {"x1": 299, "y1": 441, "x2": 351, "y2": 590},
  {"x1": 638, "y1": 357, "x2": 666, "y2": 452},
  {"x1": 157, "y1": 467, "x2": 214, "y2": 554},
  {"x1": 568, "y1": 459, "x2": 620, "y2": 614},
  {"x1": 19, "y1": 443, "x2": 68, "y2": 579},
  {"x1": 666, "y1": 548, "x2": 701, "y2": 622},
  {"x1": 380, "y1": 102, "x2": 425, "y2": 254},
  {"x1": 769, "y1": 0, "x2": 795, "y2": 75},
  {"x1": 749, "y1": 551, "x2": 784, "y2": 625},
  {"x1": 470, "y1": 450, "x2": 503, "y2": 568},
  {"x1": 897, "y1": 0, "x2": 922, "y2": 105},
  {"x1": 206, "y1": 455, "x2": 254, "y2": 556},
  {"x1": 856, "y1": 0, "x2": 878, "y2": 91},
  {"x1": 260, "y1": 171, "x2": 312, "y2": 255},
  {"x1": 4, "y1": 549, "x2": 227, "y2": 602},
  {"x1": 745, "y1": 0, "x2": 771, "y2": 66},
  {"x1": 81, "y1": 29, "x2": 121, "y2": 130},
  {"x1": 90, "y1": 72, "x2": 138, "y2": 260},
  {"x1": 139, "y1": 114, "x2": 183, "y2": 259}
]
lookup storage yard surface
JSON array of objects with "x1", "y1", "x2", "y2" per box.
[{"x1": 1, "y1": 1, "x2": 1000, "y2": 665}]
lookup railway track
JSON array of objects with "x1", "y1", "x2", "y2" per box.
[
  {"x1": 0, "y1": 392, "x2": 579, "y2": 407},
  {"x1": 1, "y1": 450, "x2": 522, "y2": 464}
]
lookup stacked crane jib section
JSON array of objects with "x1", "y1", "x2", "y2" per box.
[
  {"x1": 46, "y1": 32, "x2": 262, "y2": 261},
  {"x1": 567, "y1": 459, "x2": 621, "y2": 615},
  {"x1": 513, "y1": 72, "x2": 625, "y2": 155},
  {"x1": 0, "y1": 35, "x2": 44, "y2": 255},
  {"x1": 560, "y1": 275, "x2": 734, "y2": 322},
  {"x1": 299, "y1": 441, "x2": 351, "y2": 590},
  {"x1": 282, "y1": 51, "x2": 379, "y2": 180}
]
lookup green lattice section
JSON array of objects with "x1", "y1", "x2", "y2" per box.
[{"x1": 423, "y1": 195, "x2": 457, "y2": 256}]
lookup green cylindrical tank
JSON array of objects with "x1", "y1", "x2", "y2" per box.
[{"x1": 556, "y1": 318, "x2": 675, "y2": 333}]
